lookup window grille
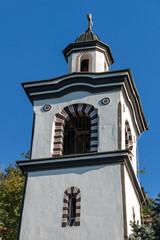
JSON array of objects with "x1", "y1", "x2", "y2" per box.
[
  {"x1": 53, "y1": 103, "x2": 98, "y2": 156},
  {"x1": 63, "y1": 116, "x2": 91, "y2": 155}
]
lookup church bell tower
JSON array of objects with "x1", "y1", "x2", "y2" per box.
[{"x1": 17, "y1": 14, "x2": 148, "y2": 240}]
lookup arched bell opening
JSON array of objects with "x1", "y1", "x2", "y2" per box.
[
  {"x1": 63, "y1": 116, "x2": 91, "y2": 155},
  {"x1": 80, "y1": 59, "x2": 89, "y2": 72}
]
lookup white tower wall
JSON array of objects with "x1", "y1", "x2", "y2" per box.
[
  {"x1": 19, "y1": 164, "x2": 124, "y2": 240},
  {"x1": 18, "y1": 20, "x2": 147, "y2": 240},
  {"x1": 124, "y1": 166, "x2": 141, "y2": 235},
  {"x1": 121, "y1": 93, "x2": 138, "y2": 174},
  {"x1": 31, "y1": 90, "x2": 120, "y2": 159},
  {"x1": 67, "y1": 48, "x2": 109, "y2": 74}
]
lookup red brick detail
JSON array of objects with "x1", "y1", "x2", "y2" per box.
[
  {"x1": 62, "y1": 186, "x2": 81, "y2": 227},
  {"x1": 125, "y1": 120, "x2": 133, "y2": 151},
  {"x1": 76, "y1": 52, "x2": 92, "y2": 72},
  {"x1": 52, "y1": 103, "x2": 98, "y2": 156}
]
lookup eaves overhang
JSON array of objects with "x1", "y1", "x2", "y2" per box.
[
  {"x1": 63, "y1": 40, "x2": 114, "y2": 66},
  {"x1": 120, "y1": 69, "x2": 148, "y2": 134},
  {"x1": 22, "y1": 69, "x2": 148, "y2": 134},
  {"x1": 17, "y1": 149, "x2": 146, "y2": 205}
]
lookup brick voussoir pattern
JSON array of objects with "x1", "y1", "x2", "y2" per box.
[
  {"x1": 125, "y1": 120, "x2": 133, "y2": 152},
  {"x1": 62, "y1": 186, "x2": 81, "y2": 227},
  {"x1": 76, "y1": 52, "x2": 92, "y2": 72},
  {"x1": 52, "y1": 103, "x2": 98, "y2": 156}
]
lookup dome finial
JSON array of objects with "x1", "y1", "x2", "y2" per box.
[{"x1": 87, "y1": 13, "x2": 93, "y2": 31}]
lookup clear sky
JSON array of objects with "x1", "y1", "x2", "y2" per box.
[{"x1": 0, "y1": 0, "x2": 159, "y2": 198}]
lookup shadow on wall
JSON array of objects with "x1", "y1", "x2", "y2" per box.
[{"x1": 30, "y1": 164, "x2": 112, "y2": 177}]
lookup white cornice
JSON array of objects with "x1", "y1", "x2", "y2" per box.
[
  {"x1": 126, "y1": 72, "x2": 146, "y2": 131},
  {"x1": 18, "y1": 151, "x2": 128, "y2": 167},
  {"x1": 65, "y1": 45, "x2": 112, "y2": 66},
  {"x1": 22, "y1": 70, "x2": 147, "y2": 133},
  {"x1": 29, "y1": 82, "x2": 122, "y2": 96},
  {"x1": 23, "y1": 71, "x2": 128, "y2": 88}
]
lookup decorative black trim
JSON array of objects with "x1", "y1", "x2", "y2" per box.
[
  {"x1": 17, "y1": 174, "x2": 28, "y2": 240},
  {"x1": 62, "y1": 186, "x2": 81, "y2": 227},
  {"x1": 121, "y1": 82, "x2": 144, "y2": 134},
  {"x1": 118, "y1": 101, "x2": 122, "y2": 149},
  {"x1": 125, "y1": 120, "x2": 133, "y2": 151},
  {"x1": 43, "y1": 104, "x2": 51, "y2": 111},
  {"x1": 18, "y1": 155, "x2": 125, "y2": 173},
  {"x1": 17, "y1": 149, "x2": 127, "y2": 162},
  {"x1": 21, "y1": 69, "x2": 132, "y2": 85},
  {"x1": 63, "y1": 40, "x2": 114, "y2": 65},
  {"x1": 24, "y1": 76, "x2": 123, "y2": 95},
  {"x1": 17, "y1": 149, "x2": 129, "y2": 164},
  {"x1": 101, "y1": 97, "x2": 110, "y2": 105},
  {"x1": 121, "y1": 164, "x2": 128, "y2": 239},
  {"x1": 30, "y1": 85, "x2": 120, "y2": 102}
]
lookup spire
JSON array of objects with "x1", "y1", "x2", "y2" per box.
[
  {"x1": 63, "y1": 14, "x2": 114, "y2": 72},
  {"x1": 75, "y1": 14, "x2": 99, "y2": 43},
  {"x1": 87, "y1": 13, "x2": 93, "y2": 31}
]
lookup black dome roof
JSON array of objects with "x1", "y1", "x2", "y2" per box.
[{"x1": 75, "y1": 30, "x2": 99, "y2": 43}]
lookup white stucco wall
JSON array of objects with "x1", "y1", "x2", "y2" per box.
[
  {"x1": 67, "y1": 49, "x2": 108, "y2": 73},
  {"x1": 95, "y1": 50, "x2": 107, "y2": 72},
  {"x1": 124, "y1": 166, "x2": 141, "y2": 237},
  {"x1": 19, "y1": 164, "x2": 124, "y2": 240},
  {"x1": 121, "y1": 93, "x2": 138, "y2": 174},
  {"x1": 31, "y1": 91, "x2": 120, "y2": 159}
]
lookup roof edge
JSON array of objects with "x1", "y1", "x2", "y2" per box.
[{"x1": 63, "y1": 40, "x2": 114, "y2": 65}]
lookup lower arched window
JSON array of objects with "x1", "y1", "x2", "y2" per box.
[{"x1": 62, "y1": 187, "x2": 81, "y2": 227}]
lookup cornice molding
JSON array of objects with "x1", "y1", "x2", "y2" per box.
[
  {"x1": 63, "y1": 40, "x2": 114, "y2": 65},
  {"x1": 17, "y1": 149, "x2": 146, "y2": 205},
  {"x1": 22, "y1": 69, "x2": 148, "y2": 133}
]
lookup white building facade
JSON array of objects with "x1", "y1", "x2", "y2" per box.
[{"x1": 17, "y1": 16, "x2": 148, "y2": 240}]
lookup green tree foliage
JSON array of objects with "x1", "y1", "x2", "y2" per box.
[
  {"x1": 137, "y1": 162, "x2": 146, "y2": 175},
  {"x1": 20, "y1": 150, "x2": 30, "y2": 160},
  {"x1": 0, "y1": 152, "x2": 29, "y2": 240},
  {"x1": 130, "y1": 194, "x2": 160, "y2": 240},
  {"x1": 141, "y1": 196, "x2": 155, "y2": 216},
  {"x1": 130, "y1": 222, "x2": 155, "y2": 240},
  {"x1": 0, "y1": 165, "x2": 24, "y2": 239},
  {"x1": 152, "y1": 194, "x2": 160, "y2": 240}
]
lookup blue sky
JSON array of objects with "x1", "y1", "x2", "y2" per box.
[{"x1": 0, "y1": 0, "x2": 159, "y2": 198}]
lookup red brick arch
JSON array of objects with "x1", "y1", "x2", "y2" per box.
[
  {"x1": 53, "y1": 103, "x2": 98, "y2": 156},
  {"x1": 62, "y1": 186, "x2": 81, "y2": 227},
  {"x1": 125, "y1": 120, "x2": 133, "y2": 151},
  {"x1": 76, "y1": 52, "x2": 92, "y2": 72}
]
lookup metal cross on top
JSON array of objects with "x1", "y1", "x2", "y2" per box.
[{"x1": 87, "y1": 13, "x2": 93, "y2": 31}]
